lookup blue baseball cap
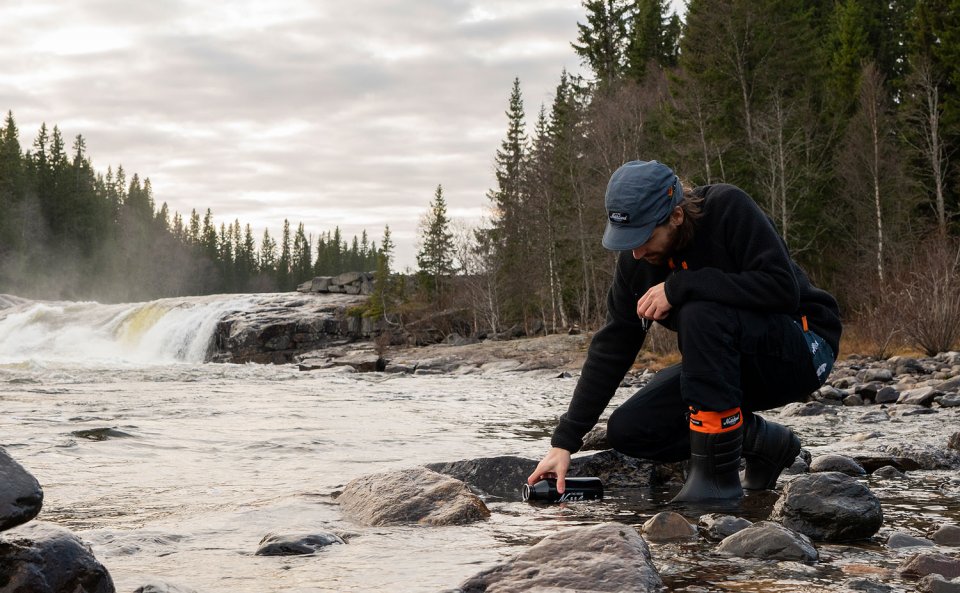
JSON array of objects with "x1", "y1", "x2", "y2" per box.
[{"x1": 602, "y1": 160, "x2": 683, "y2": 251}]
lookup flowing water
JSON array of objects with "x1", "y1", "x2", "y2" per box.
[{"x1": 1, "y1": 295, "x2": 957, "y2": 593}]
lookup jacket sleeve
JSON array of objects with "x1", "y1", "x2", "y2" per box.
[
  {"x1": 551, "y1": 254, "x2": 648, "y2": 453},
  {"x1": 664, "y1": 185, "x2": 800, "y2": 313}
]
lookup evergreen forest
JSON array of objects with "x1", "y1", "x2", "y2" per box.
[{"x1": 0, "y1": 115, "x2": 381, "y2": 301}]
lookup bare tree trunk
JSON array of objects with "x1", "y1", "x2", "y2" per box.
[
  {"x1": 864, "y1": 69, "x2": 886, "y2": 285},
  {"x1": 913, "y1": 59, "x2": 948, "y2": 236}
]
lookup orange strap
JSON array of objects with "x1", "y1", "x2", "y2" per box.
[
  {"x1": 667, "y1": 259, "x2": 688, "y2": 270},
  {"x1": 688, "y1": 407, "x2": 743, "y2": 433},
  {"x1": 801, "y1": 315, "x2": 809, "y2": 332}
]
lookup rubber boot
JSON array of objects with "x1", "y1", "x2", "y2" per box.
[
  {"x1": 740, "y1": 413, "x2": 801, "y2": 490},
  {"x1": 671, "y1": 408, "x2": 744, "y2": 503}
]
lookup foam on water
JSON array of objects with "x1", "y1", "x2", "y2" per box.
[{"x1": 0, "y1": 294, "x2": 259, "y2": 365}]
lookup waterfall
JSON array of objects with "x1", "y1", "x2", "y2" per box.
[{"x1": 0, "y1": 294, "x2": 259, "y2": 365}]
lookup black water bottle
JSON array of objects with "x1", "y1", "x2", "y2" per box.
[{"x1": 522, "y1": 477, "x2": 604, "y2": 502}]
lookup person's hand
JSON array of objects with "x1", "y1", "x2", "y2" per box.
[
  {"x1": 637, "y1": 282, "x2": 672, "y2": 321},
  {"x1": 527, "y1": 447, "x2": 571, "y2": 493}
]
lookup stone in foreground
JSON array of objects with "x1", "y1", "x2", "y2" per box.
[
  {"x1": 255, "y1": 531, "x2": 345, "y2": 556},
  {"x1": 0, "y1": 447, "x2": 43, "y2": 532},
  {"x1": 898, "y1": 551, "x2": 960, "y2": 579},
  {"x1": 641, "y1": 511, "x2": 697, "y2": 542},
  {"x1": 770, "y1": 472, "x2": 882, "y2": 541},
  {"x1": 717, "y1": 521, "x2": 818, "y2": 562},
  {"x1": 339, "y1": 467, "x2": 489, "y2": 526},
  {"x1": 456, "y1": 523, "x2": 663, "y2": 593},
  {"x1": 0, "y1": 521, "x2": 115, "y2": 593}
]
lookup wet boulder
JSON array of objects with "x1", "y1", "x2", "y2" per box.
[
  {"x1": 717, "y1": 521, "x2": 818, "y2": 562},
  {"x1": 770, "y1": 472, "x2": 883, "y2": 541},
  {"x1": 0, "y1": 448, "x2": 43, "y2": 532},
  {"x1": 580, "y1": 425, "x2": 610, "y2": 451},
  {"x1": 873, "y1": 465, "x2": 907, "y2": 479},
  {"x1": 933, "y1": 524, "x2": 960, "y2": 546},
  {"x1": 809, "y1": 454, "x2": 866, "y2": 476},
  {"x1": 0, "y1": 521, "x2": 115, "y2": 593},
  {"x1": 887, "y1": 531, "x2": 935, "y2": 549},
  {"x1": 641, "y1": 511, "x2": 697, "y2": 542},
  {"x1": 338, "y1": 467, "x2": 489, "y2": 526},
  {"x1": 698, "y1": 514, "x2": 752, "y2": 541},
  {"x1": 898, "y1": 551, "x2": 960, "y2": 579},
  {"x1": 255, "y1": 531, "x2": 345, "y2": 556},
  {"x1": 424, "y1": 456, "x2": 538, "y2": 501},
  {"x1": 456, "y1": 522, "x2": 663, "y2": 593}
]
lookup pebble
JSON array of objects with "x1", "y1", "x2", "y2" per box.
[
  {"x1": 872, "y1": 465, "x2": 906, "y2": 479},
  {"x1": 933, "y1": 525, "x2": 960, "y2": 546},
  {"x1": 698, "y1": 514, "x2": 752, "y2": 541},
  {"x1": 642, "y1": 511, "x2": 697, "y2": 542},
  {"x1": 887, "y1": 531, "x2": 935, "y2": 549},
  {"x1": 809, "y1": 454, "x2": 866, "y2": 476}
]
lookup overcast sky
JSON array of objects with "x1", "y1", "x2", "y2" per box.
[{"x1": 2, "y1": 0, "x2": 684, "y2": 270}]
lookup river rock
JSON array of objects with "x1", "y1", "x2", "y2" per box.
[
  {"x1": 339, "y1": 467, "x2": 489, "y2": 526},
  {"x1": 889, "y1": 405, "x2": 938, "y2": 417},
  {"x1": 940, "y1": 394, "x2": 960, "y2": 408},
  {"x1": 809, "y1": 454, "x2": 866, "y2": 475},
  {"x1": 698, "y1": 514, "x2": 752, "y2": 541},
  {"x1": 0, "y1": 447, "x2": 43, "y2": 532},
  {"x1": 717, "y1": 521, "x2": 818, "y2": 562},
  {"x1": 920, "y1": 574, "x2": 960, "y2": 593},
  {"x1": 898, "y1": 551, "x2": 960, "y2": 579},
  {"x1": 875, "y1": 386, "x2": 900, "y2": 404},
  {"x1": 938, "y1": 376, "x2": 960, "y2": 392},
  {"x1": 456, "y1": 523, "x2": 663, "y2": 593},
  {"x1": 887, "y1": 531, "x2": 935, "y2": 549},
  {"x1": 933, "y1": 525, "x2": 960, "y2": 546},
  {"x1": 581, "y1": 425, "x2": 610, "y2": 451},
  {"x1": 873, "y1": 465, "x2": 907, "y2": 479},
  {"x1": 881, "y1": 443, "x2": 960, "y2": 470},
  {"x1": 133, "y1": 582, "x2": 199, "y2": 593},
  {"x1": 641, "y1": 511, "x2": 696, "y2": 542},
  {"x1": 781, "y1": 401, "x2": 836, "y2": 417},
  {"x1": 424, "y1": 456, "x2": 538, "y2": 501},
  {"x1": 0, "y1": 521, "x2": 115, "y2": 593},
  {"x1": 898, "y1": 386, "x2": 943, "y2": 406},
  {"x1": 255, "y1": 531, "x2": 345, "y2": 555},
  {"x1": 568, "y1": 449, "x2": 665, "y2": 488},
  {"x1": 844, "y1": 394, "x2": 865, "y2": 406},
  {"x1": 770, "y1": 472, "x2": 883, "y2": 541},
  {"x1": 861, "y1": 368, "x2": 894, "y2": 383},
  {"x1": 951, "y1": 433, "x2": 960, "y2": 451}
]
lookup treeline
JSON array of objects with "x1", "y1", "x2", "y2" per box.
[
  {"x1": 431, "y1": 0, "x2": 960, "y2": 344},
  {"x1": 0, "y1": 113, "x2": 384, "y2": 302}
]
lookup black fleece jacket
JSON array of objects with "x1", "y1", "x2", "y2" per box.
[{"x1": 550, "y1": 183, "x2": 842, "y2": 453}]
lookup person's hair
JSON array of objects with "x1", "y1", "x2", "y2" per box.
[{"x1": 675, "y1": 185, "x2": 704, "y2": 250}]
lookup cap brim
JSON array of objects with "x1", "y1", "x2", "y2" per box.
[{"x1": 602, "y1": 219, "x2": 657, "y2": 251}]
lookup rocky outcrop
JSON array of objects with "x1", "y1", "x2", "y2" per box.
[
  {"x1": 770, "y1": 472, "x2": 883, "y2": 541},
  {"x1": 0, "y1": 522, "x2": 115, "y2": 593},
  {"x1": 210, "y1": 293, "x2": 372, "y2": 363},
  {"x1": 338, "y1": 467, "x2": 489, "y2": 526},
  {"x1": 0, "y1": 447, "x2": 43, "y2": 532},
  {"x1": 255, "y1": 531, "x2": 345, "y2": 556},
  {"x1": 717, "y1": 521, "x2": 819, "y2": 562},
  {"x1": 297, "y1": 272, "x2": 374, "y2": 296},
  {"x1": 455, "y1": 523, "x2": 663, "y2": 593}
]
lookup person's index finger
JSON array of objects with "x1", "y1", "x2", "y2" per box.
[{"x1": 557, "y1": 474, "x2": 565, "y2": 494}]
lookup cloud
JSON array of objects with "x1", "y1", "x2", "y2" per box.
[{"x1": 2, "y1": 0, "x2": 585, "y2": 270}]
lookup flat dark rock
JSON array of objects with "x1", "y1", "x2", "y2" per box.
[
  {"x1": 425, "y1": 456, "x2": 538, "y2": 501},
  {"x1": 0, "y1": 447, "x2": 43, "y2": 532},
  {"x1": 0, "y1": 521, "x2": 115, "y2": 593},
  {"x1": 70, "y1": 428, "x2": 135, "y2": 441}
]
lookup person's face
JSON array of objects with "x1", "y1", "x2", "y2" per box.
[{"x1": 631, "y1": 207, "x2": 682, "y2": 265}]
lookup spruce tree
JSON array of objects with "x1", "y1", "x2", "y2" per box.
[
  {"x1": 572, "y1": 0, "x2": 630, "y2": 87},
  {"x1": 416, "y1": 184, "x2": 456, "y2": 302}
]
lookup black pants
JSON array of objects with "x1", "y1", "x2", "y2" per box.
[{"x1": 606, "y1": 301, "x2": 823, "y2": 463}]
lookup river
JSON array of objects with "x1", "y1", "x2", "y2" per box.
[{"x1": 1, "y1": 294, "x2": 958, "y2": 592}]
